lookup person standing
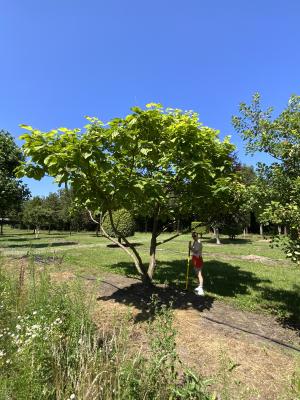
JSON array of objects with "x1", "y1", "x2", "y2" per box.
[{"x1": 189, "y1": 231, "x2": 204, "y2": 295}]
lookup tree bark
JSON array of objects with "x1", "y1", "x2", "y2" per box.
[
  {"x1": 87, "y1": 210, "x2": 151, "y2": 285},
  {"x1": 259, "y1": 224, "x2": 263, "y2": 236},
  {"x1": 278, "y1": 225, "x2": 282, "y2": 235},
  {"x1": 148, "y1": 213, "x2": 159, "y2": 280},
  {"x1": 0, "y1": 220, "x2": 3, "y2": 235},
  {"x1": 107, "y1": 210, "x2": 151, "y2": 285},
  {"x1": 284, "y1": 226, "x2": 288, "y2": 235},
  {"x1": 213, "y1": 227, "x2": 221, "y2": 245},
  {"x1": 35, "y1": 226, "x2": 40, "y2": 239},
  {"x1": 176, "y1": 219, "x2": 180, "y2": 233}
]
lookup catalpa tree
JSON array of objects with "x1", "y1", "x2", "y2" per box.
[{"x1": 17, "y1": 104, "x2": 235, "y2": 283}]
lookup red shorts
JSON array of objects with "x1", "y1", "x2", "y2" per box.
[{"x1": 192, "y1": 256, "x2": 203, "y2": 269}]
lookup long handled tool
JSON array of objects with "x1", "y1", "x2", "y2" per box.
[{"x1": 185, "y1": 241, "x2": 191, "y2": 290}]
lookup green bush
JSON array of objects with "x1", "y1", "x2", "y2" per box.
[
  {"x1": 191, "y1": 222, "x2": 208, "y2": 238},
  {"x1": 102, "y1": 209, "x2": 135, "y2": 242}
]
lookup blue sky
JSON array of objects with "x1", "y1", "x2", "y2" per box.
[{"x1": 1, "y1": 0, "x2": 300, "y2": 196}]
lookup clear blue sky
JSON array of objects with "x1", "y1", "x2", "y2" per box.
[{"x1": 1, "y1": 0, "x2": 299, "y2": 196}]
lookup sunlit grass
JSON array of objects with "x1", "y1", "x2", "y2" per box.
[{"x1": 1, "y1": 227, "x2": 299, "y2": 325}]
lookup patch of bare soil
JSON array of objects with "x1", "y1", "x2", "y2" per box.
[
  {"x1": 91, "y1": 272, "x2": 300, "y2": 400},
  {"x1": 50, "y1": 271, "x2": 76, "y2": 283},
  {"x1": 202, "y1": 251, "x2": 289, "y2": 265}
]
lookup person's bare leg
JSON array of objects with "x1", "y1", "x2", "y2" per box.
[{"x1": 197, "y1": 269, "x2": 203, "y2": 287}]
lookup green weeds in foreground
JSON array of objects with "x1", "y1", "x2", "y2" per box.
[{"x1": 0, "y1": 258, "x2": 214, "y2": 400}]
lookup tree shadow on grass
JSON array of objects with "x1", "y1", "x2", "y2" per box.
[
  {"x1": 3, "y1": 241, "x2": 78, "y2": 249},
  {"x1": 97, "y1": 259, "x2": 269, "y2": 323},
  {"x1": 0, "y1": 235, "x2": 69, "y2": 242},
  {"x1": 259, "y1": 284, "x2": 300, "y2": 330},
  {"x1": 106, "y1": 243, "x2": 143, "y2": 248},
  {"x1": 204, "y1": 238, "x2": 252, "y2": 245},
  {"x1": 97, "y1": 259, "x2": 300, "y2": 330},
  {"x1": 97, "y1": 280, "x2": 215, "y2": 323}
]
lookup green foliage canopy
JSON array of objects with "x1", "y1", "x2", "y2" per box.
[
  {"x1": 233, "y1": 93, "x2": 300, "y2": 262},
  {"x1": 17, "y1": 104, "x2": 236, "y2": 280},
  {"x1": 0, "y1": 130, "x2": 30, "y2": 233}
]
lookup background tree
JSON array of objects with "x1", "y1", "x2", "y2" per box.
[
  {"x1": 22, "y1": 197, "x2": 50, "y2": 238},
  {"x1": 44, "y1": 192, "x2": 60, "y2": 234},
  {"x1": 196, "y1": 178, "x2": 248, "y2": 244},
  {"x1": 233, "y1": 93, "x2": 300, "y2": 262},
  {"x1": 0, "y1": 130, "x2": 30, "y2": 234},
  {"x1": 17, "y1": 104, "x2": 235, "y2": 283}
]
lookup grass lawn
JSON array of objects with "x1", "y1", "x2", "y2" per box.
[{"x1": 1, "y1": 227, "x2": 299, "y2": 327}]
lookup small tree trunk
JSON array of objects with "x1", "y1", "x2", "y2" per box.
[
  {"x1": 278, "y1": 225, "x2": 282, "y2": 235},
  {"x1": 284, "y1": 226, "x2": 288, "y2": 235},
  {"x1": 259, "y1": 224, "x2": 263, "y2": 236},
  {"x1": 103, "y1": 210, "x2": 151, "y2": 285},
  {"x1": 243, "y1": 228, "x2": 246, "y2": 237},
  {"x1": 245, "y1": 226, "x2": 249, "y2": 234},
  {"x1": 176, "y1": 219, "x2": 180, "y2": 233},
  {"x1": 213, "y1": 227, "x2": 221, "y2": 245},
  {"x1": 35, "y1": 226, "x2": 40, "y2": 239},
  {"x1": 0, "y1": 220, "x2": 3, "y2": 235},
  {"x1": 148, "y1": 213, "x2": 159, "y2": 279}
]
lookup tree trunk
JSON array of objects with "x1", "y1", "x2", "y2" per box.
[
  {"x1": 103, "y1": 210, "x2": 152, "y2": 285},
  {"x1": 259, "y1": 224, "x2": 263, "y2": 236},
  {"x1": 35, "y1": 226, "x2": 40, "y2": 239},
  {"x1": 213, "y1": 227, "x2": 221, "y2": 245},
  {"x1": 147, "y1": 213, "x2": 159, "y2": 280},
  {"x1": 243, "y1": 228, "x2": 246, "y2": 237},
  {"x1": 284, "y1": 226, "x2": 288, "y2": 235},
  {"x1": 0, "y1": 220, "x2": 3, "y2": 235},
  {"x1": 278, "y1": 225, "x2": 282, "y2": 235}
]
